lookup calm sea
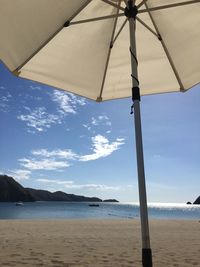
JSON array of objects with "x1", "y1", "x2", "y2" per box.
[{"x1": 0, "y1": 202, "x2": 200, "y2": 220}]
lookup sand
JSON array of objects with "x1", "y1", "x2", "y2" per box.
[{"x1": 0, "y1": 219, "x2": 199, "y2": 267}]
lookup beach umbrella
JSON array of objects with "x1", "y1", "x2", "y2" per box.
[{"x1": 0, "y1": 0, "x2": 200, "y2": 266}]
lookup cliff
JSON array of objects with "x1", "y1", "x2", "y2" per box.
[{"x1": 0, "y1": 175, "x2": 35, "y2": 202}]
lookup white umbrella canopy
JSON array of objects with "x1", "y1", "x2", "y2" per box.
[
  {"x1": 0, "y1": 0, "x2": 200, "y2": 101},
  {"x1": 0, "y1": 1, "x2": 200, "y2": 266}
]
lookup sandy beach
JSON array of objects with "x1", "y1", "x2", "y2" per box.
[{"x1": 0, "y1": 219, "x2": 199, "y2": 267}]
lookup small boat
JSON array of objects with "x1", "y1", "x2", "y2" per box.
[
  {"x1": 88, "y1": 204, "x2": 100, "y2": 207},
  {"x1": 15, "y1": 202, "x2": 23, "y2": 206}
]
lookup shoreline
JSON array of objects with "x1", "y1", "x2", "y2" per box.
[
  {"x1": 0, "y1": 219, "x2": 199, "y2": 266},
  {"x1": 0, "y1": 217, "x2": 199, "y2": 221}
]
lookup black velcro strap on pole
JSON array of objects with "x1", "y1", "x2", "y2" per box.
[
  {"x1": 142, "y1": 248, "x2": 152, "y2": 267},
  {"x1": 132, "y1": 86, "x2": 140, "y2": 102}
]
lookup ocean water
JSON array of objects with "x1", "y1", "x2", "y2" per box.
[{"x1": 0, "y1": 202, "x2": 200, "y2": 220}]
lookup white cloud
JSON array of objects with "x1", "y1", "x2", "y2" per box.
[
  {"x1": 29, "y1": 85, "x2": 42, "y2": 91},
  {"x1": 51, "y1": 91, "x2": 86, "y2": 115},
  {"x1": 69, "y1": 92, "x2": 86, "y2": 106},
  {"x1": 19, "y1": 158, "x2": 70, "y2": 170},
  {"x1": 0, "y1": 94, "x2": 12, "y2": 101},
  {"x1": 31, "y1": 149, "x2": 77, "y2": 160},
  {"x1": 98, "y1": 115, "x2": 112, "y2": 126},
  {"x1": 0, "y1": 102, "x2": 8, "y2": 112},
  {"x1": 0, "y1": 87, "x2": 12, "y2": 112},
  {"x1": 126, "y1": 185, "x2": 134, "y2": 189},
  {"x1": 83, "y1": 124, "x2": 91, "y2": 131},
  {"x1": 67, "y1": 184, "x2": 120, "y2": 191},
  {"x1": 17, "y1": 91, "x2": 86, "y2": 133},
  {"x1": 79, "y1": 135, "x2": 125, "y2": 161},
  {"x1": 18, "y1": 148, "x2": 79, "y2": 171},
  {"x1": 36, "y1": 178, "x2": 120, "y2": 191},
  {"x1": 17, "y1": 107, "x2": 61, "y2": 132},
  {"x1": 23, "y1": 94, "x2": 42, "y2": 101},
  {"x1": 91, "y1": 117, "x2": 98, "y2": 126},
  {"x1": 83, "y1": 115, "x2": 112, "y2": 132},
  {"x1": 17, "y1": 135, "x2": 125, "y2": 171},
  {"x1": 152, "y1": 154, "x2": 162, "y2": 159},
  {"x1": 37, "y1": 178, "x2": 73, "y2": 185},
  {"x1": 8, "y1": 169, "x2": 31, "y2": 180}
]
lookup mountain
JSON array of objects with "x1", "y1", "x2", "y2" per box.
[
  {"x1": 0, "y1": 175, "x2": 118, "y2": 202},
  {"x1": 193, "y1": 196, "x2": 200, "y2": 204},
  {"x1": 26, "y1": 188, "x2": 102, "y2": 202},
  {"x1": 0, "y1": 175, "x2": 35, "y2": 202},
  {"x1": 103, "y1": 199, "x2": 119, "y2": 202}
]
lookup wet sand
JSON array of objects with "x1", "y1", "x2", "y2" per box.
[{"x1": 0, "y1": 219, "x2": 199, "y2": 266}]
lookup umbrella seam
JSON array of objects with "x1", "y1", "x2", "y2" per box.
[
  {"x1": 97, "y1": 0, "x2": 122, "y2": 102},
  {"x1": 14, "y1": 0, "x2": 93, "y2": 73},
  {"x1": 138, "y1": 0, "x2": 200, "y2": 14},
  {"x1": 144, "y1": 2, "x2": 184, "y2": 91}
]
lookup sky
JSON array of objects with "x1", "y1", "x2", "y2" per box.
[{"x1": 0, "y1": 62, "x2": 200, "y2": 203}]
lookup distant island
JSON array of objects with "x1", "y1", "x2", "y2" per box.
[
  {"x1": 0, "y1": 175, "x2": 119, "y2": 203},
  {"x1": 193, "y1": 196, "x2": 200, "y2": 205},
  {"x1": 186, "y1": 196, "x2": 200, "y2": 205}
]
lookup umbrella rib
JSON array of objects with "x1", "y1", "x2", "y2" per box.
[
  {"x1": 112, "y1": 18, "x2": 128, "y2": 46},
  {"x1": 70, "y1": 13, "x2": 124, "y2": 26},
  {"x1": 136, "y1": 17, "x2": 160, "y2": 39},
  {"x1": 137, "y1": 0, "x2": 148, "y2": 9},
  {"x1": 123, "y1": 0, "x2": 128, "y2": 6},
  {"x1": 138, "y1": 0, "x2": 200, "y2": 14},
  {"x1": 144, "y1": 3, "x2": 184, "y2": 91},
  {"x1": 101, "y1": 0, "x2": 125, "y2": 11},
  {"x1": 13, "y1": 0, "x2": 93, "y2": 73},
  {"x1": 97, "y1": 0, "x2": 122, "y2": 102}
]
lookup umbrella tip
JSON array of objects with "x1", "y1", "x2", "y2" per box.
[
  {"x1": 96, "y1": 97, "x2": 102, "y2": 102},
  {"x1": 13, "y1": 70, "x2": 21, "y2": 76},
  {"x1": 63, "y1": 20, "x2": 70, "y2": 27}
]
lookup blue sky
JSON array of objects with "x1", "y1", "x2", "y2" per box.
[{"x1": 0, "y1": 62, "x2": 199, "y2": 203}]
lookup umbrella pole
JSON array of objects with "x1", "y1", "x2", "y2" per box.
[
  {"x1": 133, "y1": 99, "x2": 152, "y2": 267},
  {"x1": 126, "y1": 1, "x2": 152, "y2": 266}
]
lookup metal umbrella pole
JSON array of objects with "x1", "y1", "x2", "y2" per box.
[{"x1": 125, "y1": 1, "x2": 153, "y2": 266}]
